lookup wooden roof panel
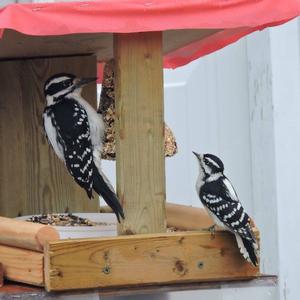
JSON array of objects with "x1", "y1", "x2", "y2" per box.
[{"x1": 0, "y1": 29, "x2": 219, "y2": 61}]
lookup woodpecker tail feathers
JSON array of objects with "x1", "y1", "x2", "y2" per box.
[
  {"x1": 234, "y1": 233, "x2": 259, "y2": 266},
  {"x1": 92, "y1": 165, "x2": 125, "y2": 223}
]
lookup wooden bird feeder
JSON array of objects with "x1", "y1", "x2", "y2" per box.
[{"x1": 0, "y1": 0, "x2": 296, "y2": 293}]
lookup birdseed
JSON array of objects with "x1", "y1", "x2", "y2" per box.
[{"x1": 25, "y1": 213, "x2": 112, "y2": 226}]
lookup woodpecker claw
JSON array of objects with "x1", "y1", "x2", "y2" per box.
[
  {"x1": 202, "y1": 224, "x2": 216, "y2": 239},
  {"x1": 209, "y1": 224, "x2": 216, "y2": 238}
]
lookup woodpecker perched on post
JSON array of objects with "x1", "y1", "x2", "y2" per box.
[
  {"x1": 193, "y1": 152, "x2": 259, "y2": 266},
  {"x1": 42, "y1": 73, "x2": 124, "y2": 222}
]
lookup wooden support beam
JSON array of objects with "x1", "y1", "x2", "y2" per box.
[
  {"x1": 44, "y1": 230, "x2": 259, "y2": 291},
  {"x1": 0, "y1": 56, "x2": 99, "y2": 217},
  {"x1": 0, "y1": 245, "x2": 44, "y2": 286},
  {"x1": 114, "y1": 32, "x2": 166, "y2": 235}
]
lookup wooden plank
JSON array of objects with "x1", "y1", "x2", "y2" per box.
[
  {"x1": 166, "y1": 203, "x2": 213, "y2": 230},
  {"x1": 0, "y1": 56, "x2": 99, "y2": 217},
  {"x1": 114, "y1": 32, "x2": 166, "y2": 234},
  {"x1": 100, "y1": 203, "x2": 255, "y2": 231},
  {"x1": 100, "y1": 203, "x2": 214, "y2": 230},
  {"x1": 0, "y1": 29, "x2": 220, "y2": 61},
  {"x1": 0, "y1": 245, "x2": 44, "y2": 286},
  {"x1": 44, "y1": 230, "x2": 259, "y2": 291},
  {"x1": 0, "y1": 61, "x2": 26, "y2": 217}
]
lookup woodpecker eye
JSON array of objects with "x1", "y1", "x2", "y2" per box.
[{"x1": 64, "y1": 79, "x2": 72, "y2": 87}]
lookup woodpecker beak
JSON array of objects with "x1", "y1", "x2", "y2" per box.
[
  {"x1": 75, "y1": 77, "x2": 97, "y2": 88},
  {"x1": 192, "y1": 151, "x2": 201, "y2": 160}
]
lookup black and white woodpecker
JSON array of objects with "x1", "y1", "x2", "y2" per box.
[
  {"x1": 193, "y1": 152, "x2": 259, "y2": 266},
  {"x1": 42, "y1": 73, "x2": 124, "y2": 222}
]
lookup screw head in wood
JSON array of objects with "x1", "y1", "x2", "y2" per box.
[
  {"x1": 102, "y1": 266, "x2": 111, "y2": 275},
  {"x1": 197, "y1": 261, "x2": 204, "y2": 269}
]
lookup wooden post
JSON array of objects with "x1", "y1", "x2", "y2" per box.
[{"x1": 114, "y1": 32, "x2": 166, "y2": 234}]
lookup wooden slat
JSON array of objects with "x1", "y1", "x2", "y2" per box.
[
  {"x1": 0, "y1": 62, "x2": 26, "y2": 217},
  {"x1": 166, "y1": 203, "x2": 213, "y2": 230},
  {"x1": 114, "y1": 32, "x2": 166, "y2": 234},
  {"x1": 0, "y1": 56, "x2": 99, "y2": 217},
  {"x1": 44, "y1": 231, "x2": 259, "y2": 291},
  {"x1": 100, "y1": 203, "x2": 214, "y2": 230},
  {"x1": 0, "y1": 245, "x2": 44, "y2": 286}
]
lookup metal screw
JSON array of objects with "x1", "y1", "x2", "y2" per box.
[
  {"x1": 197, "y1": 261, "x2": 204, "y2": 269},
  {"x1": 102, "y1": 266, "x2": 111, "y2": 274}
]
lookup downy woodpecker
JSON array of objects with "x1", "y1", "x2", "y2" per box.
[
  {"x1": 193, "y1": 152, "x2": 259, "y2": 266},
  {"x1": 43, "y1": 73, "x2": 124, "y2": 222}
]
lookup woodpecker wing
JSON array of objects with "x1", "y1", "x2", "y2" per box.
[
  {"x1": 200, "y1": 176, "x2": 255, "y2": 242},
  {"x1": 200, "y1": 176, "x2": 258, "y2": 265},
  {"x1": 48, "y1": 99, "x2": 94, "y2": 197},
  {"x1": 43, "y1": 108, "x2": 65, "y2": 162}
]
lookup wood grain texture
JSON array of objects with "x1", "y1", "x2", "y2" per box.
[
  {"x1": 100, "y1": 203, "x2": 214, "y2": 230},
  {"x1": 114, "y1": 32, "x2": 166, "y2": 235},
  {"x1": 166, "y1": 203, "x2": 214, "y2": 230},
  {"x1": 44, "y1": 230, "x2": 259, "y2": 291},
  {"x1": 0, "y1": 245, "x2": 44, "y2": 286},
  {"x1": 0, "y1": 217, "x2": 59, "y2": 252},
  {"x1": 0, "y1": 56, "x2": 99, "y2": 217}
]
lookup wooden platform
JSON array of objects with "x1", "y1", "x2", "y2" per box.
[{"x1": 44, "y1": 230, "x2": 260, "y2": 292}]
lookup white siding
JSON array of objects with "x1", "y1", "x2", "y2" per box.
[
  {"x1": 164, "y1": 39, "x2": 253, "y2": 213},
  {"x1": 269, "y1": 19, "x2": 300, "y2": 300},
  {"x1": 246, "y1": 29, "x2": 279, "y2": 276}
]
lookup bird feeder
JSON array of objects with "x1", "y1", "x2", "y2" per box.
[
  {"x1": 99, "y1": 59, "x2": 178, "y2": 161},
  {"x1": 0, "y1": 0, "x2": 299, "y2": 293}
]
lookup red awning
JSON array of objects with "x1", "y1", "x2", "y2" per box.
[{"x1": 0, "y1": 0, "x2": 299, "y2": 68}]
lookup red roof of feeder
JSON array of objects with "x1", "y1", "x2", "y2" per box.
[{"x1": 0, "y1": 0, "x2": 299, "y2": 68}]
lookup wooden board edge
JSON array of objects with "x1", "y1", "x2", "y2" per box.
[
  {"x1": 44, "y1": 230, "x2": 260, "y2": 291},
  {"x1": 46, "y1": 229, "x2": 259, "y2": 246},
  {"x1": 0, "y1": 245, "x2": 44, "y2": 287}
]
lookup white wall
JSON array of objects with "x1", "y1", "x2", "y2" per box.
[
  {"x1": 102, "y1": 39, "x2": 254, "y2": 212},
  {"x1": 164, "y1": 39, "x2": 253, "y2": 211},
  {"x1": 246, "y1": 30, "x2": 279, "y2": 277},
  {"x1": 269, "y1": 19, "x2": 300, "y2": 300}
]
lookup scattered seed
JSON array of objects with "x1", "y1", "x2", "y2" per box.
[{"x1": 25, "y1": 213, "x2": 114, "y2": 227}]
